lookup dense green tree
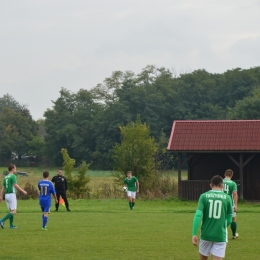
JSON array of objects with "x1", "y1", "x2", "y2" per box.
[
  {"x1": 43, "y1": 66, "x2": 260, "y2": 169},
  {"x1": 113, "y1": 116, "x2": 158, "y2": 181},
  {"x1": 112, "y1": 116, "x2": 177, "y2": 195},
  {"x1": 0, "y1": 95, "x2": 38, "y2": 162},
  {"x1": 44, "y1": 88, "x2": 102, "y2": 166},
  {"x1": 221, "y1": 67, "x2": 260, "y2": 108},
  {"x1": 227, "y1": 87, "x2": 260, "y2": 119},
  {"x1": 0, "y1": 94, "x2": 24, "y2": 111}
]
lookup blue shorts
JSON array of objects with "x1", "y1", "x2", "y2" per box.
[{"x1": 41, "y1": 205, "x2": 50, "y2": 213}]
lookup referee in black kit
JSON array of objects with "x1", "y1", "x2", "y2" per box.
[{"x1": 52, "y1": 169, "x2": 71, "y2": 211}]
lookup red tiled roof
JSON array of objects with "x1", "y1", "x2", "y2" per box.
[{"x1": 167, "y1": 120, "x2": 260, "y2": 151}]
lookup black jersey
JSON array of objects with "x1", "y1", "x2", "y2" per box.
[{"x1": 51, "y1": 175, "x2": 67, "y2": 191}]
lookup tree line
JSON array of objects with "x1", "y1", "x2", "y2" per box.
[{"x1": 1, "y1": 65, "x2": 260, "y2": 169}]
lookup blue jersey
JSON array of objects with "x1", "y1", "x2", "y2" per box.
[{"x1": 38, "y1": 180, "x2": 56, "y2": 207}]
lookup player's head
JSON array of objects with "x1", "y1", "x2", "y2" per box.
[
  {"x1": 210, "y1": 175, "x2": 223, "y2": 188},
  {"x1": 43, "y1": 171, "x2": 49, "y2": 179},
  {"x1": 127, "y1": 171, "x2": 132, "y2": 178},
  {"x1": 8, "y1": 164, "x2": 16, "y2": 173},
  {"x1": 224, "y1": 169, "x2": 233, "y2": 178},
  {"x1": 58, "y1": 169, "x2": 63, "y2": 175}
]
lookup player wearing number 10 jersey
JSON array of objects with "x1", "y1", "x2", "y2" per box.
[
  {"x1": 192, "y1": 175, "x2": 233, "y2": 260},
  {"x1": 38, "y1": 171, "x2": 57, "y2": 230}
]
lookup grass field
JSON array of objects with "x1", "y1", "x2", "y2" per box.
[
  {"x1": 0, "y1": 167, "x2": 259, "y2": 259},
  {"x1": 0, "y1": 199, "x2": 260, "y2": 260}
]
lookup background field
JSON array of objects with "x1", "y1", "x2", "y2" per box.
[
  {"x1": 0, "y1": 167, "x2": 118, "y2": 198},
  {"x1": 0, "y1": 167, "x2": 183, "y2": 199}
]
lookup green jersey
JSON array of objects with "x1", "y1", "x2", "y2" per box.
[
  {"x1": 223, "y1": 178, "x2": 237, "y2": 206},
  {"x1": 3, "y1": 174, "x2": 17, "y2": 193},
  {"x1": 197, "y1": 190, "x2": 232, "y2": 242},
  {"x1": 124, "y1": 176, "x2": 138, "y2": 192}
]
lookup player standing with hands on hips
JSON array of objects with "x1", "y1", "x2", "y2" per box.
[
  {"x1": 124, "y1": 171, "x2": 139, "y2": 210},
  {"x1": 52, "y1": 169, "x2": 71, "y2": 211},
  {"x1": 0, "y1": 164, "x2": 27, "y2": 229},
  {"x1": 192, "y1": 175, "x2": 232, "y2": 260},
  {"x1": 38, "y1": 171, "x2": 58, "y2": 230}
]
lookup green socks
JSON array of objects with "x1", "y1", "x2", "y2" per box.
[
  {"x1": 1, "y1": 212, "x2": 13, "y2": 222},
  {"x1": 231, "y1": 222, "x2": 237, "y2": 236},
  {"x1": 128, "y1": 202, "x2": 135, "y2": 209},
  {"x1": 9, "y1": 214, "x2": 14, "y2": 226}
]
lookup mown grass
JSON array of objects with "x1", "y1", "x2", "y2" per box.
[
  {"x1": 0, "y1": 167, "x2": 259, "y2": 259},
  {"x1": 0, "y1": 199, "x2": 259, "y2": 260}
]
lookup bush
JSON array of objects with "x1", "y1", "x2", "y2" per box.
[
  {"x1": 90, "y1": 183, "x2": 124, "y2": 199},
  {"x1": 61, "y1": 148, "x2": 91, "y2": 199},
  {"x1": 17, "y1": 181, "x2": 39, "y2": 200},
  {"x1": 139, "y1": 174, "x2": 178, "y2": 199}
]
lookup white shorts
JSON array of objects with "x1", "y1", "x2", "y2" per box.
[
  {"x1": 232, "y1": 206, "x2": 236, "y2": 217},
  {"x1": 127, "y1": 191, "x2": 136, "y2": 199},
  {"x1": 199, "y1": 239, "x2": 226, "y2": 258},
  {"x1": 5, "y1": 193, "x2": 17, "y2": 211}
]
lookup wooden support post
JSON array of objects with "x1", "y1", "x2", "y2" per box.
[
  {"x1": 178, "y1": 153, "x2": 182, "y2": 198},
  {"x1": 239, "y1": 153, "x2": 243, "y2": 199}
]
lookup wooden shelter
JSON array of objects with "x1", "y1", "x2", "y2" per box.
[{"x1": 167, "y1": 120, "x2": 260, "y2": 200}]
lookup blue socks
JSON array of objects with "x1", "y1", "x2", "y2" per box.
[{"x1": 42, "y1": 215, "x2": 48, "y2": 228}]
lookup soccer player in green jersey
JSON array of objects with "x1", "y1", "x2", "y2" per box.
[
  {"x1": 0, "y1": 164, "x2": 27, "y2": 229},
  {"x1": 123, "y1": 171, "x2": 139, "y2": 210},
  {"x1": 223, "y1": 169, "x2": 238, "y2": 239},
  {"x1": 192, "y1": 175, "x2": 233, "y2": 260}
]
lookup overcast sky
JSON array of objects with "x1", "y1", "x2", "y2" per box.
[{"x1": 1, "y1": 0, "x2": 259, "y2": 120}]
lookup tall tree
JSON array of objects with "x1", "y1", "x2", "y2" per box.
[
  {"x1": 0, "y1": 95, "x2": 38, "y2": 162},
  {"x1": 113, "y1": 116, "x2": 158, "y2": 182},
  {"x1": 227, "y1": 87, "x2": 260, "y2": 119},
  {"x1": 44, "y1": 88, "x2": 102, "y2": 165}
]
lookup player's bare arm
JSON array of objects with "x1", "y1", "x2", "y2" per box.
[
  {"x1": 136, "y1": 181, "x2": 139, "y2": 192},
  {"x1": 233, "y1": 191, "x2": 238, "y2": 211},
  {"x1": 14, "y1": 184, "x2": 27, "y2": 195},
  {"x1": 192, "y1": 236, "x2": 198, "y2": 246},
  {"x1": 0, "y1": 186, "x2": 5, "y2": 202},
  {"x1": 53, "y1": 194, "x2": 58, "y2": 204}
]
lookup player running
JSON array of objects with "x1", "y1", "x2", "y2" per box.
[
  {"x1": 123, "y1": 171, "x2": 139, "y2": 210},
  {"x1": 0, "y1": 164, "x2": 27, "y2": 229}
]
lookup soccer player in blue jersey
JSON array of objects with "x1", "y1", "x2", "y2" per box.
[{"x1": 38, "y1": 171, "x2": 57, "y2": 231}]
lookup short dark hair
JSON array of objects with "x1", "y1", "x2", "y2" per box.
[
  {"x1": 8, "y1": 164, "x2": 16, "y2": 172},
  {"x1": 225, "y1": 169, "x2": 233, "y2": 177},
  {"x1": 211, "y1": 175, "x2": 223, "y2": 187},
  {"x1": 43, "y1": 171, "x2": 49, "y2": 178},
  {"x1": 127, "y1": 171, "x2": 132, "y2": 174}
]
